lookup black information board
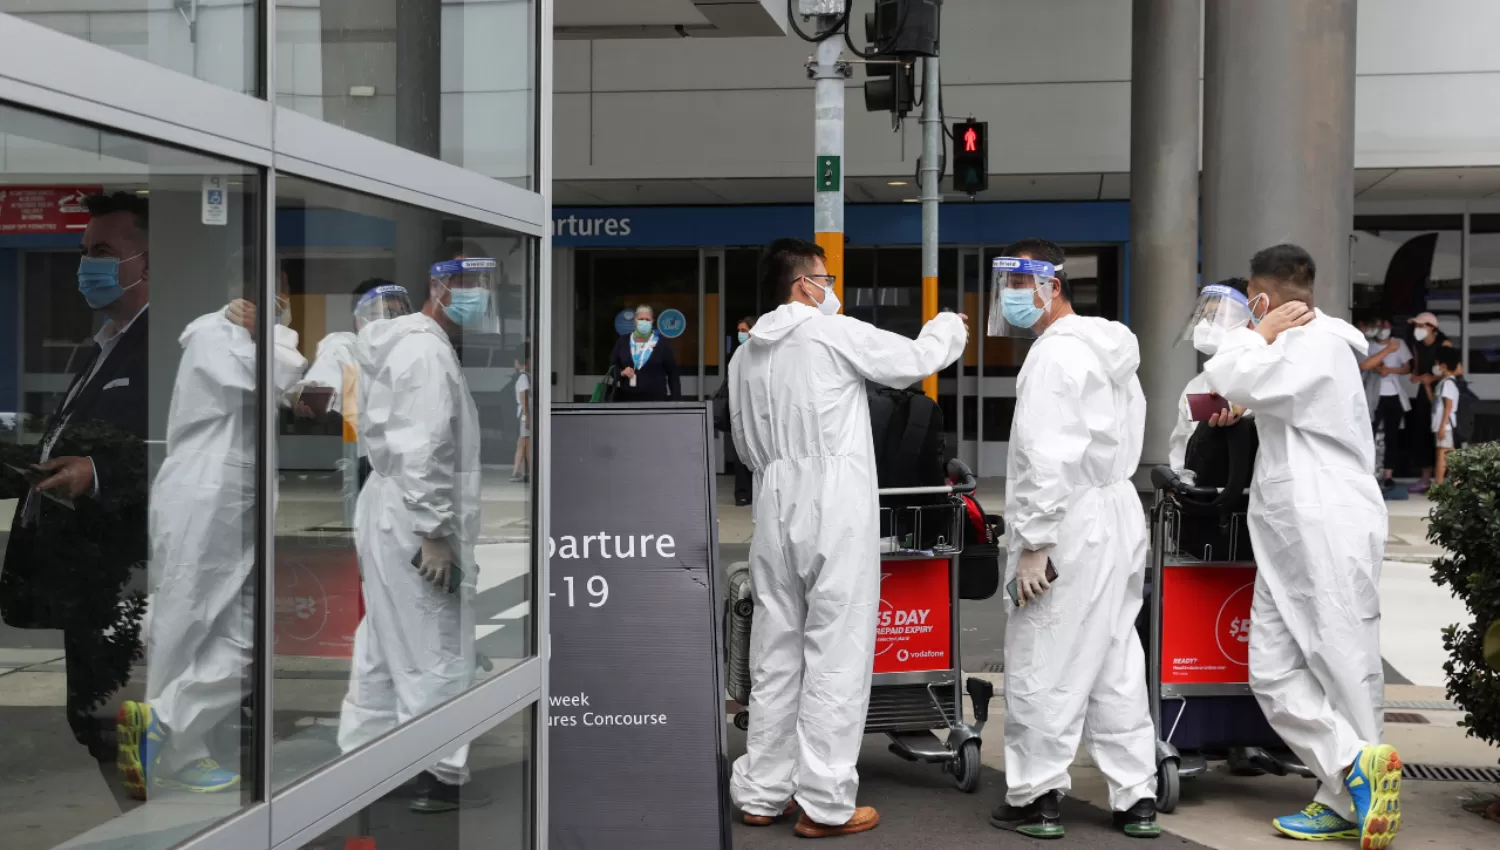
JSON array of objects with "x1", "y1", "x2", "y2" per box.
[{"x1": 548, "y1": 403, "x2": 730, "y2": 850}]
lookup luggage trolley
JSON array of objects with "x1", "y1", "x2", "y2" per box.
[
  {"x1": 726, "y1": 460, "x2": 998, "y2": 794},
  {"x1": 1145, "y1": 466, "x2": 1313, "y2": 813}
]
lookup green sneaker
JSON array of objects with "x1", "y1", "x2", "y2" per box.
[
  {"x1": 990, "y1": 790, "x2": 1064, "y2": 839},
  {"x1": 1347, "y1": 744, "x2": 1403, "y2": 848},
  {"x1": 116, "y1": 700, "x2": 164, "y2": 801},
  {"x1": 1272, "y1": 802, "x2": 1359, "y2": 840},
  {"x1": 1113, "y1": 798, "x2": 1161, "y2": 838}
]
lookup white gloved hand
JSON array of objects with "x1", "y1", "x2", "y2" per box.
[
  {"x1": 1015, "y1": 548, "x2": 1053, "y2": 606},
  {"x1": 417, "y1": 537, "x2": 456, "y2": 591}
]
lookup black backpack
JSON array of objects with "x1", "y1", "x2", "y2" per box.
[
  {"x1": 1178, "y1": 416, "x2": 1259, "y2": 561},
  {"x1": 1439, "y1": 376, "x2": 1480, "y2": 447},
  {"x1": 866, "y1": 384, "x2": 947, "y2": 547}
]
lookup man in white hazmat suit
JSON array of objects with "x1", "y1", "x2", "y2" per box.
[
  {"x1": 729, "y1": 238, "x2": 967, "y2": 838},
  {"x1": 118, "y1": 260, "x2": 306, "y2": 799},
  {"x1": 338, "y1": 251, "x2": 492, "y2": 814},
  {"x1": 1202, "y1": 244, "x2": 1401, "y2": 846},
  {"x1": 987, "y1": 238, "x2": 1159, "y2": 840}
]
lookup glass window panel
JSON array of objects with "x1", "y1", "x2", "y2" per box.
[
  {"x1": 276, "y1": 0, "x2": 536, "y2": 188},
  {"x1": 2, "y1": 0, "x2": 259, "y2": 96},
  {"x1": 1465, "y1": 216, "x2": 1500, "y2": 375},
  {"x1": 271, "y1": 175, "x2": 536, "y2": 790},
  {"x1": 292, "y1": 706, "x2": 534, "y2": 848},
  {"x1": 0, "y1": 103, "x2": 262, "y2": 849},
  {"x1": 1352, "y1": 216, "x2": 1464, "y2": 351}
]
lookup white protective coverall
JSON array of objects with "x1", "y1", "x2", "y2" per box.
[
  {"x1": 338, "y1": 312, "x2": 481, "y2": 786},
  {"x1": 1203, "y1": 312, "x2": 1386, "y2": 815},
  {"x1": 302, "y1": 331, "x2": 357, "y2": 413},
  {"x1": 1002, "y1": 314, "x2": 1157, "y2": 811},
  {"x1": 728, "y1": 304, "x2": 967, "y2": 825},
  {"x1": 147, "y1": 310, "x2": 306, "y2": 776}
]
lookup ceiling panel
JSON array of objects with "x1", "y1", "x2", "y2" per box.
[
  {"x1": 1099, "y1": 172, "x2": 1129, "y2": 200},
  {"x1": 1359, "y1": 167, "x2": 1500, "y2": 200},
  {"x1": 694, "y1": 177, "x2": 808, "y2": 203}
]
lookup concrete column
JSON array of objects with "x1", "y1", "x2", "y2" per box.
[
  {"x1": 396, "y1": 0, "x2": 443, "y2": 159},
  {"x1": 1130, "y1": 0, "x2": 1202, "y2": 474},
  {"x1": 1203, "y1": 0, "x2": 1357, "y2": 315}
]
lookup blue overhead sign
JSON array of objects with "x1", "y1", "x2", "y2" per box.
[{"x1": 550, "y1": 203, "x2": 1129, "y2": 248}]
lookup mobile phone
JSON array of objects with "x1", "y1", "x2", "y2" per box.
[
  {"x1": 1187, "y1": 393, "x2": 1231, "y2": 422},
  {"x1": 410, "y1": 549, "x2": 464, "y2": 594},
  {"x1": 5, "y1": 463, "x2": 76, "y2": 510},
  {"x1": 1007, "y1": 560, "x2": 1059, "y2": 606}
]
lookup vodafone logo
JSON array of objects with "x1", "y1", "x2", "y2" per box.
[
  {"x1": 1214, "y1": 583, "x2": 1254, "y2": 666},
  {"x1": 897, "y1": 649, "x2": 909, "y2": 662}
]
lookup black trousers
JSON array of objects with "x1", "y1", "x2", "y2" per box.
[
  {"x1": 1375, "y1": 395, "x2": 1407, "y2": 475},
  {"x1": 734, "y1": 463, "x2": 752, "y2": 504}
]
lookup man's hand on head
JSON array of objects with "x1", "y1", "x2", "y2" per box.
[{"x1": 1255, "y1": 301, "x2": 1313, "y2": 345}]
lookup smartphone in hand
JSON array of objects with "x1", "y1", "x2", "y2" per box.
[{"x1": 1006, "y1": 560, "x2": 1059, "y2": 606}]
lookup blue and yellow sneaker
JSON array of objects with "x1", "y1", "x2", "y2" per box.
[
  {"x1": 1347, "y1": 744, "x2": 1403, "y2": 848},
  {"x1": 157, "y1": 759, "x2": 241, "y2": 794},
  {"x1": 1272, "y1": 803, "x2": 1359, "y2": 840},
  {"x1": 117, "y1": 700, "x2": 164, "y2": 800}
]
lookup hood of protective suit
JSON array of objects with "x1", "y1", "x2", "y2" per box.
[
  {"x1": 1310, "y1": 310, "x2": 1371, "y2": 359},
  {"x1": 177, "y1": 309, "x2": 306, "y2": 393},
  {"x1": 356, "y1": 311, "x2": 451, "y2": 373},
  {"x1": 746, "y1": 301, "x2": 820, "y2": 346},
  {"x1": 1040, "y1": 315, "x2": 1141, "y2": 383}
]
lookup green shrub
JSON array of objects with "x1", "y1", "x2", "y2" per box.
[{"x1": 1428, "y1": 442, "x2": 1500, "y2": 758}]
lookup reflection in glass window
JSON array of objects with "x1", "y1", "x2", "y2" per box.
[
  {"x1": 0, "y1": 103, "x2": 262, "y2": 849},
  {"x1": 295, "y1": 706, "x2": 533, "y2": 843},
  {"x1": 272, "y1": 176, "x2": 535, "y2": 793},
  {"x1": 2, "y1": 0, "x2": 259, "y2": 95},
  {"x1": 1351, "y1": 217, "x2": 1464, "y2": 350},
  {"x1": 276, "y1": 0, "x2": 536, "y2": 187},
  {"x1": 1466, "y1": 216, "x2": 1500, "y2": 374}
]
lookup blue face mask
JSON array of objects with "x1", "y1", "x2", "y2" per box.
[
  {"x1": 636, "y1": 319, "x2": 654, "y2": 336},
  {"x1": 737, "y1": 331, "x2": 749, "y2": 345},
  {"x1": 442, "y1": 287, "x2": 490, "y2": 327},
  {"x1": 1001, "y1": 288, "x2": 1045, "y2": 329},
  {"x1": 77, "y1": 253, "x2": 143, "y2": 310}
]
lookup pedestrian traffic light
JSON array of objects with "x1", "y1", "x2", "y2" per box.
[{"x1": 953, "y1": 120, "x2": 988, "y2": 195}]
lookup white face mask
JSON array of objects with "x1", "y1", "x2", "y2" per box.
[
  {"x1": 806, "y1": 277, "x2": 840, "y2": 316},
  {"x1": 1433, "y1": 365, "x2": 1443, "y2": 377},
  {"x1": 1191, "y1": 322, "x2": 1225, "y2": 356},
  {"x1": 1414, "y1": 327, "x2": 1430, "y2": 342},
  {"x1": 1376, "y1": 327, "x2": 1391, "y2": 341}
]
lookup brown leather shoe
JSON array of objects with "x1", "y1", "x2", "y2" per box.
[
  {"x1": 794, "y1": 807, "x2": 880, "y2": 838},
  {"x1": 742, "y1": 802, "x2": 798, "y2": 826}
]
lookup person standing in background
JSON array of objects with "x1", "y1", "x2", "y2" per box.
[
  {"x1": 715, "y1": 315, "x2": 757, "y2": 506},
  {"x1": 1359, "y1": 317, "x2": 1412, "y2": 490},
  {"x1": 1406, "y1": 312, "x2": 1454, "y2": 493},
  {"x1": 511, "y1": 350, "x2": 532, "y2": 483},
  {"x1": 610, "y1": 304, "x2": 681, "y2": 402},
  {"x1": 0, "y1": 192, "x2": 151, "y2": 806}
]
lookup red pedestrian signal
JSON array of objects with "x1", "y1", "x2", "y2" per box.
[{"x1": 952, "y1": 121, "x2": 988, "y2": 195}]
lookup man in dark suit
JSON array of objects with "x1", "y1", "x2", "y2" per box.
[{"x1": 0, "y1": 192, "x2": 151, "y2": 788}]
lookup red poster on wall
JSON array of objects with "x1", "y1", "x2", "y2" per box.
[
  {"x1": 0, "y1": 186, "x2": 100, "y2": 234},
  {"x1": 873, "y1": 558, "x2": 951, "y2": 674},
  {"x1": 273, "y1": 544, "x2": 362, "y2": 659},
  {"x1": 1159, "y1": 565, "x2": 1257, "y2": 685}
]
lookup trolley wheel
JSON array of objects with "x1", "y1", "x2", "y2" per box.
[
  {"x1": 733, "y1": 598, "x2": 754, "y2": 618},
  {"x1": 734, "y1": 711, "x2": 750, "y2": 731},
  {"x1": 951, "y1": 739, "x2": 982, "y2": 794},
  {"x1": 1156, "y1": 758, "x2": 1181, "y2": 814}
]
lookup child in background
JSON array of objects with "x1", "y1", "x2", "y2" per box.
[{"x1": 1433, "y1": 347, "x2": 1463, "y2": 485}]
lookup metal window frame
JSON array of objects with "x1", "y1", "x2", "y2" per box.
[{"x1": 0, "y1": 1, "x2": 550, "y2": 847}]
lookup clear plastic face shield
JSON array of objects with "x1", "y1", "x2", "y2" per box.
[
  {"x1": 987, "y1": 256, "x2": 1062, "y2": 338},
  {"x1": 430, "y1": 258, "x2": 500, "y2": 333},
  {"x1": 353, "y1": 284, "x2": 412, "y2": 330},
  {"x1": 1178, "y1": 282, "x2": 1252, "y2": 356}
]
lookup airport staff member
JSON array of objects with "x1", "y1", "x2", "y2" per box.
[
  {"x1": 986, "y1": 239, "x2": 1159, "y2": 841},
  {"x1": 728, "y1": 238, "x2": 966, "y2": 838},
  {"x1": 1204, "y1": 244, "x2": 1401, "y2": 846},
  {"x1": 0, "y1": 192, "x2": 151, "y2": 802}
]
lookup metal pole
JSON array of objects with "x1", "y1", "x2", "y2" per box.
[
  {"x1": 1130, "y1": 0, "x2": 1201, "y2": 481},
  {"x1": 919, "y1": 56, "x2": 941, "y2": 401},
  {"x1": 813, "y1": 25, "x2": 845, "y2": 306}
]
